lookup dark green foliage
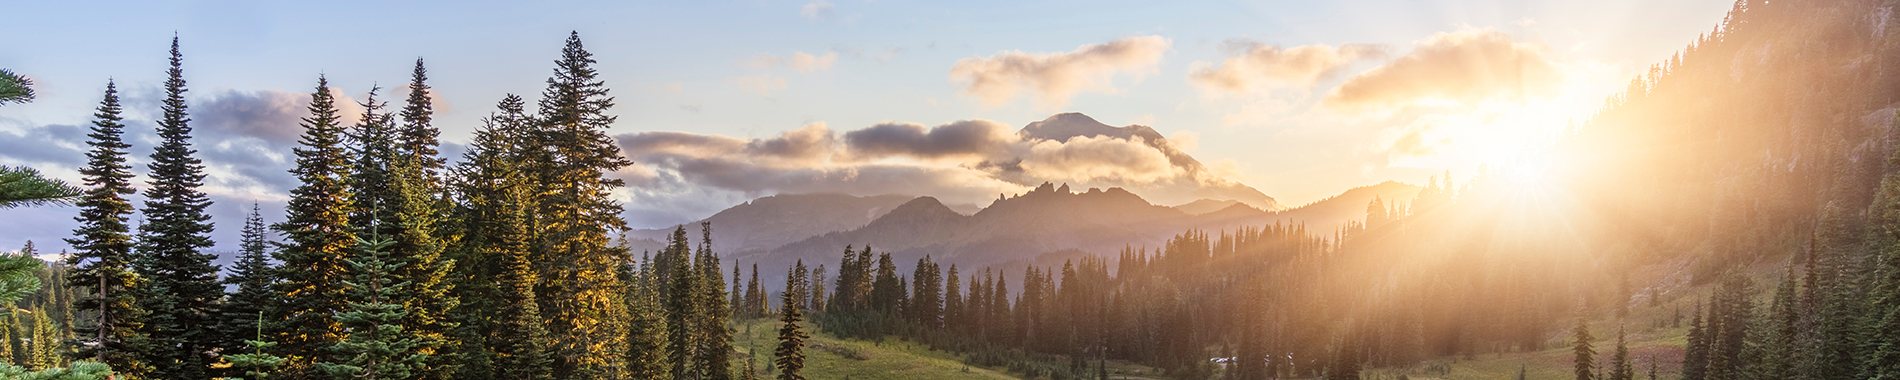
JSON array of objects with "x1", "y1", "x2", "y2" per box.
[
  {"x1": 273, "y1": 74, "x2": 357, "y2": 375},
  {"x1": 317, "y1": 236, "x2": 426, "y2": 380},
  {"x1": 0, "y1": 68, "x2": 35, "y2": 105},
  {"x1": 227, "y1": 312, "x2": 287, "y2": 380},
  {"x1": 443, "y1": 93, "x2": 532, "y2": 379},
  {"x1": 62, "y1": 80, "x2": 143, "y2": 372},
  {"x1": 132, "y1": 37, "x2": 224, "y2": 380},
  {"x1": 0, "y1": 166, "x2": 84, "y2": 209},
  {"x1": 1682, "y1": 302, "x2": 1706, "y2": 380},
  {"x1": 626, "y1": 255, "x2": 670, "y2": 380},
  {"x1": 1609, "y1": 327, "x2": 1631, "y2": 380},
  {"x1": 530, "y1": 32, "x2": 634, "y2": 378},
  {"x1": 774, "y1": 276, "x2": 807, "y2": 380},
  {"x1": 218, "y1": 205, "x2": 279, "y2": 366},
  {"x1": 1572, "y1": 319, "x2": 1594, "y2": 380},
  {"x1": 697, "y1": 223, "x2": 734, "y2": 380}
]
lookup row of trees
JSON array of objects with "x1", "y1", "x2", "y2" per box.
[{"x1": 31, "y1": 33, "x2": 821, "y2": 380}]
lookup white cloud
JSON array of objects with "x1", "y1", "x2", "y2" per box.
[
  {"x1": 1323, "y1": 29, "x2": 1562, "y2": 114},
  {"x1": 949, "y1": 35, "x2": 1172, "y2": 109},
  {"x1": 1188, "y1": 42, "x2": 1387, "y2": 94}
]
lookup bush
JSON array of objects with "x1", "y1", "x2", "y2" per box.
[{"x1": 0, "y1": 361, "x2": 115, "y2": 380}]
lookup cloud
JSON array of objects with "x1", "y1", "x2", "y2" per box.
[
  {"x1": 841, "y1": 120, "x2": 1014, "y2": 160},
  {"x1": 728, "y1": 74, "x2": 788, "y2": 97},
  {"x1": 1189, "y1": 41, "x2": 1388, "y2": 93},
  {"x1": 614, "y1": 114, "x2": 1278, "y2": 227},
  {"x1": 746, "y1": 51, "x2": 837, "y2": 73},
  {"x1": 0, "y1": 124, "x2": 88, "y2": 167},
  {"x1": 800, "y1": 1, "x2": 834, "y2": 20},
  {"x1": 1323, "y1": 29, "x2": 1562, "y2": 114},
  {"x1": 1020, "y1": 135, "x2": 1179, "y2": 183},
  {"x1": 949, "y1": 36, "x2": 1172, "y2": 109}
]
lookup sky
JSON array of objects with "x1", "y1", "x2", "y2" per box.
[{"x1": 1, "y1": 0, "x2": 1734, "y2": 255}]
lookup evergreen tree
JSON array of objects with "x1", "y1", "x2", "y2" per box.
[
  {"x1": 273, "y1": 75, "x2": 357, "y2": 377},
  {"x1": 492, "y1": 183, "x2": 551, "y2": 380},
  {"x1": 1683, "y1": 302, "x2": 1707, "y2": 380},
  {"x1": 530, "y1": 32, "x2": 634, "y2": 378},
  {"x1": 1572, "y1": 319, "x2": 1595, "y2": 380},
  {"x1": 627, "y1": 256, "x2": 670, "y2": 380},
  {"x1": 697, "y1": 222, "x2": 734, "y2": 380},
  {"x1": 774, "y1": 275, "x2": 807, "y2": 380},
  {"x1": 664, "y1": 226, "x2": 702, "y2": 380},
  {"x1": 397, "y1": 58, "x2": 444, "y2": 181},
  {"x1": 0, "y1": 166, "x2": 83, "y2": 209},
  {"x1": 132, "y1": 37, "x2": 223, "y2": 380},
  {"x1": 28, "y1": 308, "x2": 53, "y2": 370},
  {"x1": 943, "y1": 265, "x2": 962, "y2": 331},
  {"x1": 1610, "y1": 327, "x2": 1632, "y2": 380},
  {"x1": 444, "y1": 93, "x2": 533, "y2": 379},
  {"x1": 317, "y1": 236, "x2": 426, "y2": 380},
  {"x1": 218, "y1": 205, "x2": 278, "y2": 363},
  {"x1": 62, "y1": 80, "x2": 145, "y2": 374},
  {"x1": 807, "y1": 266, "x2": 825, "y2": 315},
  {"x1": 227, "y1": 312, "x2": 287, "y2": 380},
  {"x1": 2, "y1": 312, "x2": 15, "y2": 365}
]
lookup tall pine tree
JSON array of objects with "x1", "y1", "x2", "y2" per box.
[
  {"x1": 530, "y1": 31, "x2": 634, "y2": 378},
  {"x1": 218, "y1": 205, "x2": 279, "y2": 365},
  {"x1": 132, "y1": 36, "x2": 224, "y2": 380},
  {"x1": 774, "y1": 273, "x2": 807, "y2": 380},
  {"x1": 63, "y1": 79, "x2": 146, "y2": 375},
  {"x1": 273, "y1": 75, "x2": 358, "y2": 377}
]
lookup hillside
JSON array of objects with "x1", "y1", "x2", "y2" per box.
[{"x1": 625, "y1": 193, "x2": 918, "y2": 256}]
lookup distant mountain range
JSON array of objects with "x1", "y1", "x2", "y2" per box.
[{"x1": 625, "y1": 181, "x2": 1419, "y2": 284}]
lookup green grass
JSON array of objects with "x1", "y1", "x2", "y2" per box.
[
  {"x1": 730, "y1": 317, "x2": 1174, "y2": 380},
  {"x1": 731, "y1": 317, "x2": 1022, "y2": 380}
]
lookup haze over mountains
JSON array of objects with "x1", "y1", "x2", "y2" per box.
[{"x1": 625, "y1": 142, "x2": 1422, "y2": 280}]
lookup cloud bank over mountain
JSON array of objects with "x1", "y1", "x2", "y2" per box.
[{"x1": 615, "y1": 112, "x2": 1279, "y2": 228}]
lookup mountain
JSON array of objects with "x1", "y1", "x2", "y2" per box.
[
  {"x1": 670, "y1": 180, "x2": 1413, "y2": 283},
  {"x1": 624, "y1": 193, "x2": 918, "y2": 256},
  {"x1": 1265, "y1": 181, "x2": 1421, "y2": 230},
  {"x1": 1172, "y1": 199, "x2": 1244, "y2": 215},
  {"x1": 1013, "y1": 113, "x2": 1284, "y2": 211}
]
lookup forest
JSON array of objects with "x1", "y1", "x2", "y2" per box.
[{"x1": 6, "y1": 0, "x2": 1900, "y2": 379}]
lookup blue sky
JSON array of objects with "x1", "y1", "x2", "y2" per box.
[{"x1": 1, "y1": 0, "x2": 1732, "y2": 254}]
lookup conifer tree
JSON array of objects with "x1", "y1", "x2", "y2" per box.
[
  {"x1": 1762, "y1": 264, "x2": 1798, "y2": 380},
  {"x1": 664, "y1": 226, "x2": 702, "y2": 380},
  {"x1": 318, "y1": 236, "x2": 426, "y2": 380},
  {"x1": 274, "y1": 75, "x2": 357, "y2": 376},
  {"x1": 28, "y1": 309, "x2": 54, "y2": 370},
  {"x1": 397, "y1": 58, "x2": 444, "y2": 181},
  {"x1": 445, "y1": 94, "x2": 533, "y2": 379},
  {"x1": 1610, "y1": 327, "x2": 1631, "y2": 380},
  {"x1": 698, "y1": 222, "x2": 734, "y2": 380},
  {"x1": 384, "y1": 119, "x2": 459, "y2": 380},
  {"x1": 1, "y1": 312, "x2": 15, "y2": 365},
  {"x1": 808, "y1": 265, "x2": 826, "y2": 315},
  {"x1": 132, "y1": 37, "x2": 224, "y2": 380},
  {"x1": 943, "y1": 265, "x2": 962, "y2": 331},
  {"x1": 227, "y1": 312, "x2": 287, "y2": 380},
  {"x1": 63, "y1": 80, "x2": 145, "y2": 373},
  {"x1": 1683, "y1": 302, "x2": 1707, "y2": 380},
  {"x1": 492, "y1": 182, "x2": 551, "y2": 380},
  {"x1": 774, "y1": 275, "x2": 807, "y2": 380},
  {"x1": 218, "y1": 205, "x2": 279, "y2": 361},
  {"x1": 627, "y1": 257, "x2": 670, "y2": 380},
  {"x1": 1572, "y1": 319, "x2": 1595, "y2": 380},
  {"x1": 745, "y1": 265, "x2": 763, "y2": 319},
  {"x1": 531, "y1": 32, "x2": 634, "y2": 378}
]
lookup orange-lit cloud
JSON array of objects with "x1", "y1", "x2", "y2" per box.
[
  {"x1": 949, "y1": 36, "x2": 1171, "y2": 109},
  {"x1": 1324, "y1": 29, "x2": 1561, "y2": 114},
  {"x1": 1190, "y1": 42, "x2": 1388, "y2": 93}
]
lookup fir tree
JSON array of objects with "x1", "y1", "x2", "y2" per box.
[
  {"x1": 492, "y1": 183, "x2": 551, "y2": 380},
  {"x1": 1610, "y1": 327, "x2": 1632, "y2": 380},
  {"x1": 697, "y1": 223, "x2": 734, "y2": 380},
  {"x1": 28, "y1": 309, "x2": 53, "y2": 370},
  {"x1": 397, "y1": 58, "x2": 444, "y2": 181},
  {"x1": 665, "y1": 226, "x2": 703, "y2": 380},
  {"x1": 774, "y1": 274, "x2": 807, "y2": 380},
  {"x1": 2, "y1": 312, "x2": 15, "y2": 365},
  {"x1": 530, "y1": 31, "x2": 634, "y2": 378},
  {"x1": 62, "y1": 80, "x2": 145, "y2": 374},
  {"x1": 226, "y1": 312, "x2": 287, "y2": 380},
  {"x1": 317, "y1": 235, "x2": 426, "y2": 380},
  {"x1": 1572, "y1": 319, "x2": 1595, "y2": 380},
  {"x1": 1683, "y1": 302, "x2": 1707, "y2": 380},
  {"x1": 132, "y1": 37, "x2": 223, "y2": 380},
  {"x1": 444, "y1": 93, "x2": 533, "y2": 379},
  {"x1": 218, "y1": 205, "x2": 278, "y2": 363},
  {"x1": 273, "y1": 74, "x2": 358, "y2": 376},
  {"x1": 627, "y1": 257, "x2": 670, "y2": 380}
]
